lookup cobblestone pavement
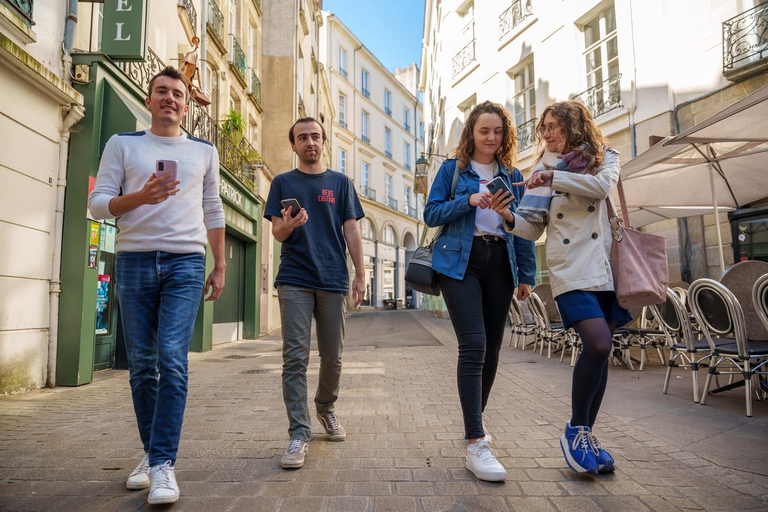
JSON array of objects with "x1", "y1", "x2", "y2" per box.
[{"x1": 2, "y1": 310, "x2": 768, "y2": 511}]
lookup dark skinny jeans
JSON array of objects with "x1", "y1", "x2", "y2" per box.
[{"x1": 439, "y1": 238, "x2": 516, "y2": 440}]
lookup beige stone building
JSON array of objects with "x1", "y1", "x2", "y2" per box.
[
  {"x1": 420, "y1": 0, "x2": 768, "y2": 290},
  {"x1": 0, "y1": 1, "x2": 84, "y2": 393},
  {"x1": 320, "y1": 12, "x2": 425, "y2": 308}
]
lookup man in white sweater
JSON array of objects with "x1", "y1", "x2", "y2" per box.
[{"x1": 88, "y1": 66, "x2": 225, "y2": 505}]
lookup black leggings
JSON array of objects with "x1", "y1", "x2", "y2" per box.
[
  {"x1": 570, "y1": 317, "x2": 617, "y2": 428},
  {"x1": 439, "y1": 239, "x2": 515, "y2": 440}
]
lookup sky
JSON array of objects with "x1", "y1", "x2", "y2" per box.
[{"x1": 323, "y1": 0, "x2": 425, "y2": 72}]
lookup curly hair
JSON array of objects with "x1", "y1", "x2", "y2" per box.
[
  {"x1": 535, "y1": 100, "x2": 609, "y2": 169},
  {"x1": 453, "y1": 101, "x2": 518, "y2": 169}
]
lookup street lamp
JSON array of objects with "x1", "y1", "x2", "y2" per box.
[{"x1": 415, "y1": 152, "x2": 447, "y2": 176}]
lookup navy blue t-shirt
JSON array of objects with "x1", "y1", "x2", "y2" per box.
[{"x1": 264, "y1": 169, "x2": 365, "y2": 293}]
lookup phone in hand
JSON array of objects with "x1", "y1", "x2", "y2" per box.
[
  {"x1": 486, "y1": 176, "x2": 512, "y2": 198},
  {"x1": 281, "y1": 198, "x2": 302, "y2": 217},
  {"x1": 156, "y1": 159, "x2": 178, "y2": 183}
]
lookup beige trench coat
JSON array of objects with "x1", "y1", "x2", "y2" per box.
[{"x1": 505, "y1": 150, "x2": 621, "y2": 298}]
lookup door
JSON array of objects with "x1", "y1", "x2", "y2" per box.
[
  {"x1": 94, "y1": 222, "x2": 119, "y2": 371},
  {"x1": 213, "y1": 234, "x2": 245, "y2": 344}
]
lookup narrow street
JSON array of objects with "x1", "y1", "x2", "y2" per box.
[{"x1": 1, "y1": 310, "x2": 767, "y2": 511}]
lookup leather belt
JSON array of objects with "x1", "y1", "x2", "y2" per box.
[{"x1": 474, "y1": 235, "x2": 505, "y2": 243}]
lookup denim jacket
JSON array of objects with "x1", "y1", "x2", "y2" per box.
[{"x1": 423, "y1": 158, "x2": 537, "y2": 285}]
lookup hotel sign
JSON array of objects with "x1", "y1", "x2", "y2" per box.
[{"x1": 101, "y1": 0, "x2": 148, "y2": 61}]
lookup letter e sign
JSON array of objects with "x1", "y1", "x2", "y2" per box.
[{"x1": 101, "y1": 0, "x2": 148, "y2": 61}]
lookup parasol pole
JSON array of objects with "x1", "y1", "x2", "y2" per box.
[{"x1": 708, "y1": 156, "x2": 726, "y2": 274}]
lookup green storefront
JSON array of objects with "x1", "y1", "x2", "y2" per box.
[{"x1": 56, "y1": 54, "x2": 262, "y2": 386}]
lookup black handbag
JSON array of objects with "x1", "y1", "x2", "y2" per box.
[{"x1": 405, "y1": 163, "x2": 461, "y2": 296}]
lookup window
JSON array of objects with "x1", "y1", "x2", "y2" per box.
[
  {"x1": 403, "y1": 107, "x2": 410, "y2": 132},
  {"x1": 360, "y1": 218, "x2": 375, "y2": 239},
  {"x1": 583, "y1": 4, "x2": 619, "y2": 91},
  {"x1": 338, "y1": 46, "x2": 348, "y2": 78},
  {"x1": 385, "y1": 128, "x2": 392, "y2": 157},
  {"x1": 384, "y1": 89, "x2": 392, "y2": 116},
  {"x1": 404, "y1": 142, "x2": 411, "y2": 170},
  {"x1": 362, "y1": 162, "x2": 369, "y2": 188},
  {"x1": 338, "y1": 149, "x2": 347, "y2": 174},
  {"x1": 507, "y1": 59, "x2": 536, "y2": 151},
  {"x1": 382, "y1": 226, "x2": 396, "y2": 245},
  {"x1": 361, "y1": 110, "x2": 370, "y2": 143},
  {"x1": 419, "y1": 122, "x2": 425, "y2": 142},
  {"x1": 229, "y1": 0, "x2": 237, "y2": 37},
  {"x1": 404, "y1": 185, "x2": 412, "y2": 213},
  {"x1": 338, "y1": 93, "x2": 347, "y2": 128},
  {"x1": 385, "y1": 175, "x2": 392, "y2": 199},
  {"x1": 361, "y1": 69, "x2": 370, "y2": 98}
]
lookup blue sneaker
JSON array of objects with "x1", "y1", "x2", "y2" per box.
[
  {"x1": 560, "y1": 422, "x2": 599, "y2": 474},
  {"x1": 588, "y1": 432, "x2": 615, "y2": 473}
]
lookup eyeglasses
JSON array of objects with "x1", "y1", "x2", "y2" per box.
[{"x1": 539, "y1": 124, "x2": 562, "y2": 135}]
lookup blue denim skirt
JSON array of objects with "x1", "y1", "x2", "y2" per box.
[{"x1": 555, "y1": 290, "x2": 632, "y2": 329}]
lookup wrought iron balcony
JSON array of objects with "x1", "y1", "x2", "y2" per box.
[
  {"x1": 362, "y1": 134, "x2": 370, "y2": 144},
  {"x1": 408, "y1": 206, "x2": 418, "y2": 219},
  {"x1": 385, "y1": 196, "x2": 398, "y2": 210},
  {"x1": 405, "y1": 163, "x2": 411, "y2": 171},
  {"x1": 452, "y1": 39, "x2": 476, "y2": 79},
  {"x1": 385, "y1": 106, "x2": 392, "y2": 116},
  {"x1": 178, "y1": 0, "x2": 197, "y2": 34},
  {"x1": 248, "y1": 68, "x2": 261, "y2": 106},
  {"x1": 207, "y1": 0, "x2": 225, "y2": 45},
  {"x1": 361, "y1": 186, "x2": 376, "y2": 201},
  {"x1": 385, "y1": 150, "x2": 392, "y2": 158},
  {"x1": 499, "y1": 0, "x2": 533, "y2": 40},
  {"x1": 517, "y1": 118, "x2": 537, "y2": 152},
  {"x1": 571, "y1": 74, "x2": 622, "y2": 119},
  {"x1": 339, "y1": 119, "x2": 347, "y2": 129},
  {"x1": 4, "y1": 0, "x2": 33, "y2": 25},
  {"x1": 404, "y1": 122, "x2": 410, "y2": 132},
  {"x1": 723, "y1": 2, "x2": 768, "y2": 76},
  {"x1": 362, "y1": 88, "x2": 370, "y2": 98},
  {"x1": 229, "y1": 34, "x2": 247, "y2": 82},
  {"x1": 114, "y1": 47, "x2": 257, "y2": 193},
  {"x1": 339, "y1": 68, "x2": 348, "y2": 79}
]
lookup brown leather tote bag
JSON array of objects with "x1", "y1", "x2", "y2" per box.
[{"x1": 606, "y1": 178, "x2": 669, "y2": 309}]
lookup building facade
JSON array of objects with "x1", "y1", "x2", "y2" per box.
[
  {"x1": 320, "y1": 12, "x2": 424, "y2": 308},
  {"x1": 0, "y1": 0, "x2": 85, "y2": 394},
  {"x1": 420, "y1": 0, "x2": 768, "y2": 297}
]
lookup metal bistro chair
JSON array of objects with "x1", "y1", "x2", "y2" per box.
[
  {"x1": 528, "y1": 292, "x2": 579, "y2": 363},
  {"x1": 509, "y1": 295, "x2": 537, "y2": 349},
  {"x1": 652, "y1": 287, "x2": 710, "y2": 403},
  {"x1": 611, "y1": 307, "x2": 666, "y2": 371},
  {"x1": 690, "y1": 279, "x2": 768, "y2": 417}
]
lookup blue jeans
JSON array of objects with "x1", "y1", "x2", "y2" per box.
[
  {"x1": 439, "y1": 238, "x2": 516, "y2": 440},
  {"x1": 116, "y1": 251, "x2": 205, "y2": 467},
  {"x1": 277, "y1": 285, "x2": 346, "y2": 442}
]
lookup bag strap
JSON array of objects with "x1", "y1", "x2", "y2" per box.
[
  {"x1": 420, "y1": 161, "x2": 463, "y2": 247},
  {"x1": 606, "y1": 174, "x2": 630, "y2": 242}
]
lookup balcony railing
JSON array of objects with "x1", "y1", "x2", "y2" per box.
[
  {"x1": 385, "y1": 196, "x2": 398, "y2": 210},
  {"x1": 253, "y1": 0, "x2": 261, "y2": 12},
  {"x1": 571, "y1": 73, "x2": 622, "y2": 119},
  {"x1": 339, "y1": 68, "x2": 348, "y2": 79},
  {"x1": 362, "y1": 134, "x2": 370, "y2": 144},
  {"x1": 407, "y1": 206, "x2": 418, "y2": 219},
  {"x1": 404, "y1": 122, "x2": 410, "y2": 132},
  {"x1": 385, "y1": 106, "x2": 392, "y2": 116},
  {"x1": 405, "y1": 163, "x2": 411, "y2": 171},
  {"x1": 499, "y1": 0, "x2": 533, "y2": 40},
  {"x1": 207, "y1": 0, "x2": 225, "y2": 46},
  {"x1": 339, "y1": 119, "x2": 347, "y2": 129},
  {"x1": 517, "y1": 118, "x2": 537, "y2": 152},
  {"x1": 361, "y1": 186, "x2": 376, "y2": 201},
  {"x1": 178, "y1": 0, "x2": 197, "y2": 34},
  {"x1": 6, "y1": 0, "x2": 33, "y2": 25},
  {"x1": 385, "y1": 150, "x2": 392, "y2": 158},
  {"x1": 248, "y1": 68, "x2": 261, "y2": 106},
  {"x1": 362, "y1": 88, "x2": 370, "y2": 98},
  {"x1": 452, "y1": 39, "x2": 476, "y2": 78},
  {"x1": 723, "y1": 2, "x2": 768, "y2": 75},
  {"x1": 115, "y1": 48, "x2": 257, "y2": 193},
  {"x1": 229, "y1": 35, "x2": 247, "y2": 82}
]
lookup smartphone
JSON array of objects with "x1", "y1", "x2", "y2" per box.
[
  {"x1": 280, "y1": 198, "x2": 302, "y2": 217},
  {"x1": 486, "y1": 176, "x2": 512, "y2": 197},
  {"x1": 156, "y1": 159, "x2": 178, "y2": 182}
]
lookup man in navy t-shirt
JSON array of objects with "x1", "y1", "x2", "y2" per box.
[{"x1": 264, "y1": 117, "x2": 365, "y2": 470}]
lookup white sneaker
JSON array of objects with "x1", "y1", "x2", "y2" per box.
[
  {"x1": 147, "y1": 461, "x2": 179, "y2": 504},
  {"x1": 125, "y1": 453, "x2": 150, "y2": 490},
  {"x1": 465, "y1": 439, "x2": 506, "y2": 481}
]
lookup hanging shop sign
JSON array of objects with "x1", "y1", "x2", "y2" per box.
[{"x1": 101, "y1": 0, "x2": 148, "y2": 61}]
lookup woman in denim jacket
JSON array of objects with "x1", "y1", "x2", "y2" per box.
[
  {"x1": 491, "y1": 101, "x2": 630, "y2": 475},
  {"x1": 424, "y1": 101, "x2": 536, "y2": 482}
]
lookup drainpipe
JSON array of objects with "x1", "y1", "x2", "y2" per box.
[
  {"x1": 62, "y1": 0, "x2": 78, "y2": 77},
  {"x1": 627, "y1": 0, "x2": 638, "y2": 158},
  {"x1": 201, "y1": 0, "x2": 208, "y2": 94},
  {"x1": 48, "y1": 104, "x2": 86, "y2": 387}
]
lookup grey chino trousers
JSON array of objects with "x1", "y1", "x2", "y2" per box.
[{"x1": 277, "y1": 284, "x2": 346, "y2": 441}]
